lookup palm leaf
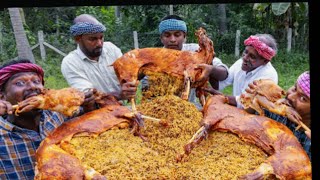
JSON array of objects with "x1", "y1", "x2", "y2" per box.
[{"x1": 272, "y1": 3, "x2": 290, "y2": 16}]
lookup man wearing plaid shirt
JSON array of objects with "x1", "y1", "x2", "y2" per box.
[{"x1": 0, "y1": 59, "x2": 97, "y2": 179}]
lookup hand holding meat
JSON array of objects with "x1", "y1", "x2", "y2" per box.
[
  {"x1": 119, "y1": 81, "x2": 139, "y2": 100},
  {"x1": 0, "y1": 100, "x2": 14, "y2": 115},
  {"x1": 14, "y1": 87, "x2": 85, "y2": 117},
  {"x1": 240, "y1": 79, "x2": 303, "y2": 128},
  {"x1": 194, "y1": 64, "x2": 214, "y2": 82}
]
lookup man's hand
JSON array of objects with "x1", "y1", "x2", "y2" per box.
[
  {"x1": 305, "y1": 130, "x2": 311, "y2": 139},
  {"x1": 83, "y1": 88, "x2": 97, "y2": 105},
  {"x1": 0, "y1": 100, "x2": 13, "y2": 116},
  {"x1": 120, "y1": 81, "x2": 139, "y2": 100},
  {"x1": 245, "y1": 80, "x2": 258, "y2": 94},
  {"x1": 82, "y1": 88, "x2": 97, "y2": 112},
  {"x1": 202, "y1": 87, "x2": 223, "y2": 96},
  {"x1": 194, "y1": 64, "x2": 214, "y2": 82}
]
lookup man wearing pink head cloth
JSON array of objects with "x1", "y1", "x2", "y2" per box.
[
  {"x1": 256, "y1": 71, "x2": 311, "y2": 159},
  {"x1": 203, "y1": 34, "x2": 278, "y2": 108},
  {"x1": 0, "y1": 59, "x2": 97, "y2": 179}
]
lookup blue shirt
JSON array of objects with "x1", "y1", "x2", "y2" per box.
[
  {"x1": 0, "y1": 110, "x2": 67, "y2": 180},
  {"x1": 264, "y1": 110, "x2": 311, "y2": 159}
]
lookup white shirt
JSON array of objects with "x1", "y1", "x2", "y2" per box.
[
  {"x1": 61, "y1": 42, "x2": 122, "y2": 93},
  {"x1": 219, "y1": 58, "x2": 278, "y2": 108}
]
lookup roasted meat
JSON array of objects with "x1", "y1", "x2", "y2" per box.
[
  {"x1": 14, "y1": 87, "x2": 85, "y2": 117},
  {"x1": 181, "y1": 95, "x2": 311, "y2": 179},
  {"x1": 112, "y1": 27, "x2": 215, "y2": 101},
  {"x1": 35, "y1": 105, "x2": 135, "y2": 180},
  {"x1": 240, "y1": 79, "x2": 307, "y2": 131}
]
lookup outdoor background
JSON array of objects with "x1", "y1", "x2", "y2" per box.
[{"x1": 0, "y1": 3, "x2": 309, "y2": 96}]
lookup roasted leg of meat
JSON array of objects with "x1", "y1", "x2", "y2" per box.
[
  {"x1": 181, "y1": 95, "x2": 311, "y2": 179},
  {"x1": 14, "y1": 87, "x2": 85, "y2": 117}
]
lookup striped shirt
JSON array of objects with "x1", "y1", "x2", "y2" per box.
[
  {"x1": 0, "y1": 110, "x2": 66, "y2": 180},
  {"x1": 264, "y1": 110, "x2": 311, "y2": 159}
]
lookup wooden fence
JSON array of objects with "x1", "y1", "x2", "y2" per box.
[
  {"x1": 31, "y1": 27, "x2": 293, "y2": 60},
  {"x1": 30, "y1": 30, "x2": 66, "y2": 60}
]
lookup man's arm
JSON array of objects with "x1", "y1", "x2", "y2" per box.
[
  {"x1": 209, "y1": 57, "x2": 228, "y2": 88},
  {"x1": 196, "y1": 57, "x2": 229, "y2": 89},
  {"x1": 208, "y1": 66, "x2": 228, "y2": 89}
]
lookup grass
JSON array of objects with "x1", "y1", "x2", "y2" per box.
[{"x1": 35, "y1": 50, "x2": 309, "y2": 98}]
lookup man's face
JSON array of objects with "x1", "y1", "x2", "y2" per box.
[
  {"x1": 286, "y1": 83, "x2": 310, "y2": 118},
  {"x1": 160, "y1": 30, "x2": 186, "y2": 50},
  {"x1": 76, "y1": 33, "x2": 104, "y2": 60},
  {"x1": 0, "y1": 72, "x2": 44, "y2": 105},
  {"x1": 241, "y1": 46, "x2": 268, "y2": 72}
]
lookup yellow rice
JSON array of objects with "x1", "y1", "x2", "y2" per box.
[{"x1": 67, "y1": 95, "x2": 268, "y2": 179}]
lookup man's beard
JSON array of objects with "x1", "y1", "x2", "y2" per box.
[{"x1": 87, "y1": 48, "x2": 102, "y2": 58}]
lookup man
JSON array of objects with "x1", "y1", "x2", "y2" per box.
[
  {"x1": 141, "y1": 15, "x2": 228, "y2": 108},
  {"x1": 204, "y1": 33, "x2": 278, "y2": 108},
  {"x1": 0, "y1": 59, "x2": 96, "y2": 179},
  {"x1": 61, "y1": 14, "x2": 137, "y2": 101},
  {"x1": 246, "y1": 71, "x2": 311, "y2": 158}
]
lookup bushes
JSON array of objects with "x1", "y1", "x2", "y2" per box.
[{"x1": 35, "y1": 54, "x2": 69, "y2": 89}]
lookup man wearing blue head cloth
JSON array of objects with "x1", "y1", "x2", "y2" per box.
[
  {"x1": 141, "y1": 15, "x2": 228, "y2": 108},
  {"x1": 61, "y1": 14, "x2": 137, "y2": 101}
]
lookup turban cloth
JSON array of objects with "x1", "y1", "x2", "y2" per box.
[
  {"x1": 159, "y1": 19, "x2": 187, "y2": 34},
  {"x1": 70, "y1": 22, "x2": 106, "y2": 37},
  {"x1": 244, "y1": 36, "x2": 276, "y2": 61},
  {"x1": 297, "y1": 71, "x2": 310, "y2": 98},
  {"x1": 0, "y1": 63, "x2": 44, "y2": 89}
]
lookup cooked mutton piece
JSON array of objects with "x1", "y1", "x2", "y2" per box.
[
  {"x1": 240, "y1": 79, "x2": 309, "y2": 132},
  {"x1": 14, "y1": 87, "x2": 85, "y2": 117},
  {"x1": 180, "y1": 95, "x2": 311, "y2": 179}
]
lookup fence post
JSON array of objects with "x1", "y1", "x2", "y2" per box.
[
  {"x1": 169, "y1": 5, "x2": 173, "y2": 15},
  {"x1": 133, "y1": 31, "x2": 139, "y2": 49},
  {"x1": 287, "y1": 28, "x2": 292, "y2": 53},
  {"x1": 38, "y1": 30, "x2": 46, "y2": 60},
  {"x1": 235, "y1": 30, "x2": 241, "y2": 58}
]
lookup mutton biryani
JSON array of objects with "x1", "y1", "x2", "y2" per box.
[{"x1": 35, "y1": 95, "x2": 284, "y2": 180}]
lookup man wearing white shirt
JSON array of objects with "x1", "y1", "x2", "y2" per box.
[
  {"x1": 61, "y1": 14, "x2": 137, "y2": 101},
  {"x1": 204, "y1": 33, "x2": 278, "y2": 108}
]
